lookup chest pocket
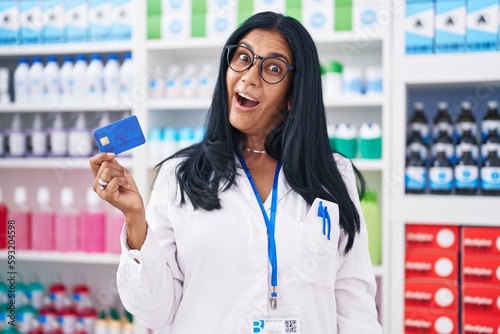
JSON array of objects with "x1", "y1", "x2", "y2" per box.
[{"x1": 292, "y1": 198, "x2": 340, "y2": 291}]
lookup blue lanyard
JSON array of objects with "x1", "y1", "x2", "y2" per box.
[{"x1": 237, "y1": 152, "x2": 281, "y2": 309}]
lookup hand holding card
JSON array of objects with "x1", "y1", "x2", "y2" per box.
[{"x1": 93, "y1": 115, "x2": 146, "y2": 155}]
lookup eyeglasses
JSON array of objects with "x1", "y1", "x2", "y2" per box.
[{"x1": 226, "y1": 45, "x2": 293, "y2": 84}]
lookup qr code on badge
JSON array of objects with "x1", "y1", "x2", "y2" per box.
[{"x1": 284, "y1": 319, "x2": 297, "y2": 333}]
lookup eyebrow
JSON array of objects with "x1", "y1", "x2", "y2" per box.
[{"x1": 240, "y1": 42, "x2": 292, "y2": 64}]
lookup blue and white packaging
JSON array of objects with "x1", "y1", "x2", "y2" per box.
[
  {"x1": 65, "y1": 0, "x2": 88, "y2": 42},
  {"x1": 302, "y1": 3, "x2": 333, "y2": 37},
  {"x1": 466, "y1": 0, "x2": 499, "y2": 51},
  {"x1": 19, "y1": 0, "x2": 42, "y2": 44},
  {"x1": 353, "y1": 0, "x2": 385, "y2": 37},
  {"x1": 406, "y1": 0, "x2": 435, "y2": 54},
  {"x1": 253, "y1": 0, "x2": 285, "y2": 14},
  {"x1": 89, "y1": 0, "x2": 112, "y2": 41},
  {"x1": 111, "y1": 0, "x2": 132, "y2": 40},
  {"x1": 0, "y1": 1, "x2": 19, "y2": 45},
  {"x1": 161, "y1": 0, "x2": 191, "y2": 39},
  {"x1": 43, "y1": 0, "x2": 65, "y2": 44},
  {"x1": 206, "y1": 0, "x2": 237, "y2": 38},
  {"x1": 435, "y1": 0, "x2": 466, "y2": 53}
]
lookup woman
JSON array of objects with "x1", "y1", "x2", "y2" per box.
[{"x1": 90, "y1": 11, "x2": 382, "y2": 334}]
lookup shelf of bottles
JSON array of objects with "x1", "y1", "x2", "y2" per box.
[{"x1": 404, "y1": 85, "x2": 500, "y2": 196}]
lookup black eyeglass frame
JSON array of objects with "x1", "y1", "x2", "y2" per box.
[{"x1": 225, "y1": 44, "x2": 294, "y2": 84}]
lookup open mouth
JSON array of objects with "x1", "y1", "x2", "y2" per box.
[{"x1": 236, "y1": 92, "x2": 260, "y2": 108}]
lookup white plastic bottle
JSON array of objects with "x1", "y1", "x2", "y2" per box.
[
  {"x1": 43, "y1": 55, "x2": 61, "y2": 103},
  {"x1": 29, "y1": 113, "x2": 47, "y2": 157},
  {"x1": 72, "y1": 55, "x2": 87, "y2": 101},
  {"x1": 7, "y1": 113, "x2": 27, "y2": 157},
  {"x1": 49, "y1": 113, "x2": 68, "y2": 157},
  {"x1": 119, "y1": 52, "x2": 133, "y2": 99},
  {"x1": 28, "y1": 56, "x2": 44, "y2": 104},
  {"x1": 103, "y1": 54, "x2": 120, "y2": 103},
  {"x1": 59, "y1": 56, "x2": 74, "y2": 103},
  {"x1": 68, "y1": 113, "x2": 93, "y2": 157},
  {"x1": 197, "y1": 64, "x2": 215, "y2": 98},
  {"x1": 14, "y1": 57, "x2": 30, "y2": 104},
  {"x1": 165, "y1": 65, "x2": 182, "y2": 98},
  {"x1": 181, "y1": 64, "x2": 198, "y2": 98},
  {"x1": 86, "y1": 54, "x2": 104, "y2": 101}
]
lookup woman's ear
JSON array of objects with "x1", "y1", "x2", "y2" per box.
[{"x1": 286, "y1": 101, "x2": 292, "y2": 113}]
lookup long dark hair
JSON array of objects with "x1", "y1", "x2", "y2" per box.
[{"x1": 159, "y1": 11, "x2": 365, "y2": 254}]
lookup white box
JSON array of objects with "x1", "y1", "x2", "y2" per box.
[
  {"x1": 111, "y1": 0, "x2": 132, "y2": 40},
  {"x1": 466, "y1": 0, "x2": 499, "y2": 51},
  {"x1": 161, "y1": 13, "x2": 191, "y2": 39},
  {"x1": 353, "y1": 0, "x2": 385, "y2": 37},
  {"x1": 406, "y1": 0, "x2": 435, "y2": 54},
  {"x1": 253, "y1": 0, "x2": 285, "y2": 14},
  {"x1": 302, "y1": 5, "x2": 334, "y2": 37},
  {"x1": 206, "y1": 10, "x2": 237, "y2": 38},
  {"x1": 206, "y1": 0, "x2": 237, "y2": 16},
  {"x1": 89, "y1": 0, "x2": 112, "y2": 41},
  {"x1": 19, "y1": 0, "x2": 42, "y2": 44},
  {"x1": 0, "y1": 1, "x2": 19, "y2": 45},
  {"x1": 43, "y1": 0, "x2": 65, "y2": 44},
  {"x1": 435, "y1": 0, "x2": 466, "y2": 53},
  {"x1": 65, "y1": 0, "x2": 88, "y2": 42},
  {"x1": 162, "y1": 0, "x2": 191, "y2": 14}
]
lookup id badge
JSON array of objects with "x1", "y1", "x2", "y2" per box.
[
  {"x1": 252, "y1": 317, "x2": 301, "y2": 334},
  {"x1": 251, "y1": 305, "x2": 301, "y2": 334}
]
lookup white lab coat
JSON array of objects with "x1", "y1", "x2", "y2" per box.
[{"x1": 116, "y1": 153, "x2": 383, "y2": 334}]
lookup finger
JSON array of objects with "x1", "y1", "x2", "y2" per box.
[
  {"x1": 123, "y1": 168, "x2": 139, "y2": 192},
  {"x1": 89, "y1": 152, "x2": 116, "y2": 177},
  {"x1": 95, "y1": 167, "x2": 126, "y2": 191}
]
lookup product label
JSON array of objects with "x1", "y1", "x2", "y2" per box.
[
  {"x1": 19, "y1": 0, "x2": 42, "y2": 44},
  {"x1": 0, "y1": 1, "x2": 19, "y2": 45},
  {"x1": 65, "y1": 0, "x2": 88, "y2": 42},
  {"x1": 112, "y1": 0, "x2": 132, "y2": 40},
  {"x1": 466, "y1": 0, "x2": 499, "y2": 51},
  {"x1": 89, "y1": 0, "x2": 112, "y2": 41},
  {"x1": 42, "y1": 1, "x2": 64, "y2": 43},
  {"x1": 406, "y1": 0, "x2": 435, "y2": 54},
  {"x1": 454, "y1": 165, "x2": 479, "y2": 189},
  {"x1": 435, "y1": 0, "x2": 466, "y2": 53},
  {"x1": 481, "y1": 167, "x2": 500, "y2": 190},
  {"x1": 406, "y1": 166, "x2": 427, "y2": 190},
  {"x1": 429, "y1": 167, "x2": 453, "y2": 190}
]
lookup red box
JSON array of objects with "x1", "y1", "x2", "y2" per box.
[
  {"x1": 462, "y1": 227, "x2": 500, "y2": 256},
  {"x1": 404, "y1": 307, "x2": 459, "y2": 334},
  {"x1": 462, "y1": 255, "x2": 500, "y2": 285},
  {"x1": 406, "y1": 224, "x2": 460, "y2": 251},
  {"x1": 405, "y1": 279, "x2": 459, "y2": 311},
  {"x1": 462, "y1": 284, "x2": 500, "y2": 317},
  {"x1": 406, "y1": 250, "x2": 459, "y2": 281},
  {"x1": 463, "y1": 313, "x2": 500, "y2": 334}
]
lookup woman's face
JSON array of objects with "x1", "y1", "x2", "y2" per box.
[{"x1": 226, "y1": 29, "x2": 293, "y2": 139}]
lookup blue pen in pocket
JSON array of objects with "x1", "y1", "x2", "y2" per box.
[{"x1": 318, "y1": 201, "x2": 332, "y2": 240}]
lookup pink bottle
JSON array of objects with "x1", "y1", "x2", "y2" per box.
[
  {"x1": 9, "y1": 186, "x2": 31, "y2": 250},
  {"x1": 54, "y1": 187, "x2": 80, "y2": 252},
  {"x1": 0, "y1": 188, "x2": 8, "y2": 249},
  {"x1": 79, "y1": 188, "x2": 105, "y2": 253},
  {"x1": 31, "y1": 186, "x2": 55, "y2": 251},
  {"x1": 106, "y1": 205, "x2": 124, "y2": 254}
]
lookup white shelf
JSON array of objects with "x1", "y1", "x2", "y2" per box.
[
  {"x1": 324, "y1": 96, "x2": 384, "y2": 108},
  {"x1": 147, "y1": 96, "x2": 384, "y2": 111},
  {"x1": 352, "y1": 159, "x2": 385, "y2": 171},
  {"x1": 393, "y1": 195, "x2": 500, "y2": 226},
  {"x1": 0, "y1": 41, "x2": 133, "y2": 56},
  {"x1": 148, "y1": 38, "x2": 226, "y2": 51},
  {"x1": 147, "y1": 98, "x2": 211, "y2": 110},
  {"x1": 0, "y1": 157, "x2": 133, "y2": 169},
  {"x1": 0, "y1": 250, "x2": 120, "y2": 265},
  {"x1": 1, "y1": 103, "x2": 132, "y2": 113},
  {"x1": 396, "y1": 52, "x2": 500, "y2": 84}
]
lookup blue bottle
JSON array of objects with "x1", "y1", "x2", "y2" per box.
[{"x1": 429, "y1": 146, "x2": 453, "y2": 194}]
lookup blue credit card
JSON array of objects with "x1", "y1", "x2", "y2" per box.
[{"x1": 93, "y1": 115, "x2": 146, "y2": 155}]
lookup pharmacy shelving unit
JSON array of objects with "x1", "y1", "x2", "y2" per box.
[
  {"x1": 141, "y1": 6, "x2": 392, "y2": 332},
  {"x1": 0, "y1": 1, "x2": 144, "y2": 329},
  {"x1": 388, "y1": 3, "x2": 500, "y2": 333}
]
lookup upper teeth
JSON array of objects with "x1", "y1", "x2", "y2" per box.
[{"x1": 239, "y1": 93, "x2": 258, "y2": 102}]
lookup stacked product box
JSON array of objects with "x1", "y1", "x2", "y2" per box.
[
  {"x1": 461, "y1": 227, "x2": 500, "y2": 332},
  {"x1": 147, "y1": 0, "x2": 387, "y2": 40},
  {"x1": 404, "y1": 224, "x2": 460, "y2": 334}
]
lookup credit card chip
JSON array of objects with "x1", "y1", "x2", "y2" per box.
[{"x1": 100, "y1": 136, "x2": 110, "y2": 146}]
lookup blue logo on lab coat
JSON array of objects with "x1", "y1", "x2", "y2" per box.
[{"x1": 253, "y1": 320, "x2": 265, "y2": 333}]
